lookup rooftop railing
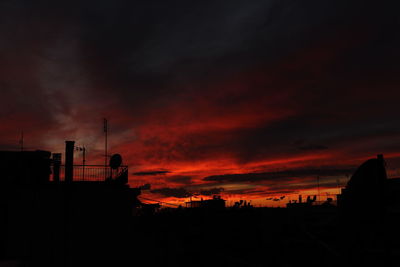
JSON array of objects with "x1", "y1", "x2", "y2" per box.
[{"x1": 52, "y1": 165, "x2": 128, "y2": 182}]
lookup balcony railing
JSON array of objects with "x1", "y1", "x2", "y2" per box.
[{"x1": 52, "y1": 165, "x2": 128, "y2": 182}]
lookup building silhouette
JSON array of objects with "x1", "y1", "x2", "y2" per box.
[
  {"x1": 337, "y1": 154, "x2": 400, "y2": 215},
  {"x1": 185, "y1": 195, "x2": 226, "y2": 210},
  {"x1": 0, "y1": 141, "x2": 141, "y2": 266}
]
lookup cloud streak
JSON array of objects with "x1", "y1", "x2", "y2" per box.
[{"x1": 203, "y1": 168, "x2": 354, "y2": 183}]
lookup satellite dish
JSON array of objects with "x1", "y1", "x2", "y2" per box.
[{"x1": 109, "y1": 154, "x2": 122, "y2": 169}]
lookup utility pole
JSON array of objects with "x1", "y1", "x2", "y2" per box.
[{"x1": 317, "y1": 176, "x2": 320, "y2": 202}]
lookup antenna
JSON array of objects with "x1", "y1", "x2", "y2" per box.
[{"x1": 317, "y1": 175, "x2": 320, "y2": 202}]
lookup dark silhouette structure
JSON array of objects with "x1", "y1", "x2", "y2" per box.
[
  {"x1": 185, "y1": 195, "x2": 226, "y2": 210},
  {"x1": 0, "y1": 150, "x2": 52, "y2": 184},
  {"x1": 0, "y1": 142, "x2": 141, "y2": 266},
  {"x1": 335, "y1": 154, "x2": 400, "y2": 266},
  {"x1": 337, "y1": 154, "x2": 400, "y2": 216},
  {"x1": 232, "y1": 199, "x2": 253, "y2": 209}
]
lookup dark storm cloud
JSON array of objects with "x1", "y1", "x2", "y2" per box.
[
  {"x1": 199, "y1": 187, "x2": 224, "y2": 196},
  {"x1": 226, "y1": 189, "x2": 272, "y2": 196},
  {"x1": 139, "y1": 183, "x2": 151, "y2": 190},
  {"x1": 203, "y1": 168, "x2": 354, "y2": 183},
  {"x1": 168, "y1": 176, "x2": 192, "y2": 185},
  {"x1": 132, "y1": 170, "x2": 170, "y2": 176},
  {"x1": 229, "y1": 113, "x2": 400, "y2": 165},
  {"x1": 2, "y1": 0, "x2": 398, "y2": 127},
  {"x1": 266, "y1": 180, "x2": 342, "y2": 193},
  {"x1": 150, "y1": 185, "x2": 223, "y2": 198},
  {"x1": 298, "y1": 144, "x2": 328, "y2": 151},
  {"x1": 0, "y1": 1, "x2": 66, "y2": 147},
  {"x1": 150, "y1": 187, "x2": 192, "y2": 198},
  {"x1": 63, "y1": 0, "x2": 392, "y2": 110},
  {"x1": 264, "y1": 190, "x2": 297, "y2": 196}
]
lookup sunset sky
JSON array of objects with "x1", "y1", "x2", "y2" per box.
[{"x1": 1, "y1": 1, "x2": 399, "y2": 206}]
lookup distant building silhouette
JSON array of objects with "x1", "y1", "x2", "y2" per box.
[
  {"x1": 233, "y1": 199, "x2": 253, "y2": 209},
  {"x1": 186, "y1": 195, "x2": 226, "y2": 210}
]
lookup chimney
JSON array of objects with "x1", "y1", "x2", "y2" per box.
[{"x1": 65, "y1": 141, "x2": 75, "y2": 183}]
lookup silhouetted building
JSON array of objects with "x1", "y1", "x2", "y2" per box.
[
  {"x1": 286, "y1": 194, "x2": 335, "y2": 208},
  {"x1": 0, "y1": 150, "x2": 52, "y2": 184},
  {"x1": 385, "y1": 177, "x2": 400, "y2": 212},
  {"x1": 233, "y1": 199, "x2": 253, "y2": 209},
  {"x1": 186, "y1": 195, "x2": 226, "y2": 210},
  {"x1": 336, "y1": 154, "x2": 400, "y2": 221},
  {"x1": 140, "y1": 203, "x2": 161, "y2": 215},
  {"x1": 0, "y1": 142, "x2": 142, "y2": 266},
  {"x1": 337, "y1": 154, "x2": 386, "y2": 213}
]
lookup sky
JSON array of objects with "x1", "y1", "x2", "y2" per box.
[{"x1": 1, "y1": 0, "x2": 399, "y2": 206}]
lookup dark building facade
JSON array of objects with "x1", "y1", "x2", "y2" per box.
[{"x1": 0, "y1": 144, "x2": 141, "y2": 266}]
